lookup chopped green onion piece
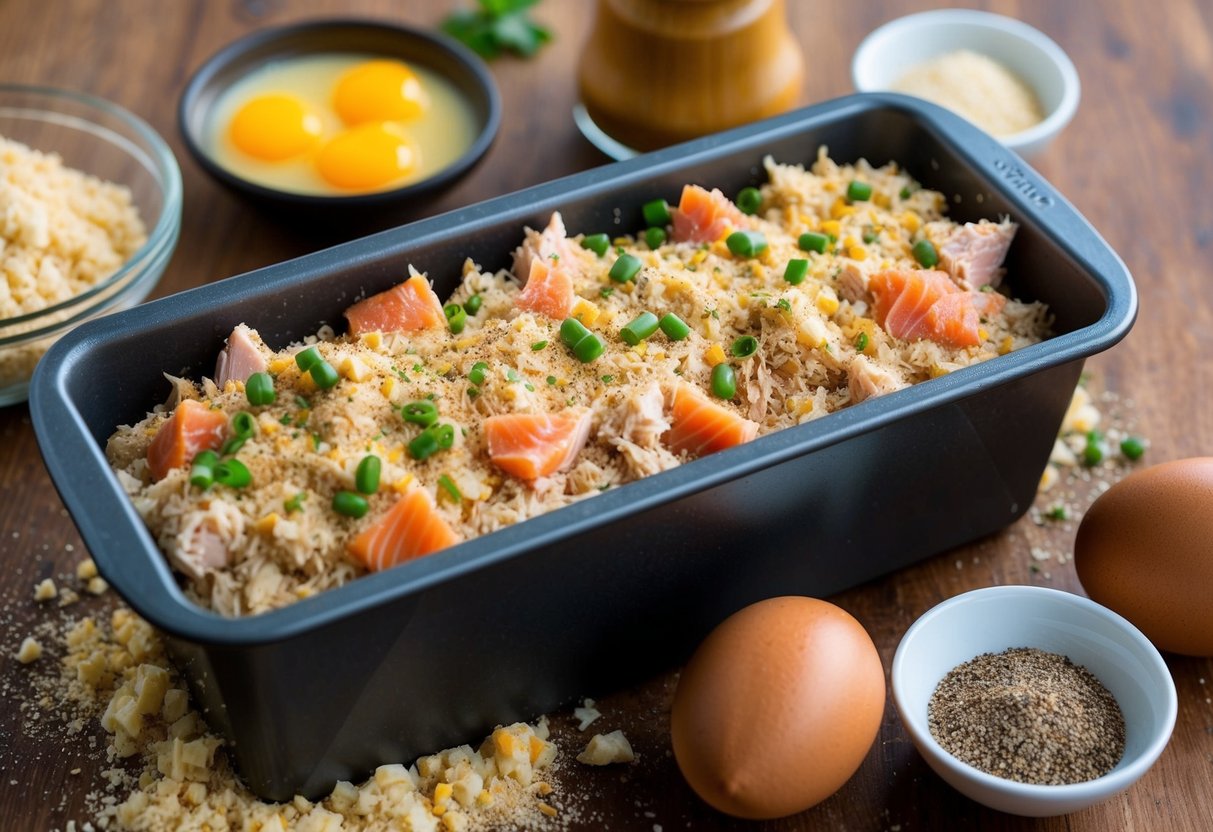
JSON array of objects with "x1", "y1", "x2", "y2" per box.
[
  {"x1": 295, "y1": 346, "x2": 322, "y2": 372},
  {"x1": 310, "y1": 360, "x2": 339, "y2": 390},
  {"x1": 468, "y1": 361, "x2": 489, "y2": 386},
  {"x1": 444, "y1": 303, "x2": 468, "y2": 334},
  {"x1": 214, "y1": 459, "x2": 251, "y2": 488},
  {"x1": 355, "y1": 455, "x2": 381, "y2": 494},
  {"x1": 862, "y1": 228, "x2": 879, "y2": 244},
  {"x1": 798, "y1": 232, "x2": 829, "y2": 254},
  {"x1": 546, "y1": 375, "x2": 557, "y2": 385},
  {"x1": 531, "y1": 340, "x2": 548, "y2": 351},
  {"x1": 644, "y1": 226, "x2": 667, "y2": 249},
  {"x1": 581, "y1": 233, "x2": 610, "y2": 257},
  {"x1": 1120, "y1": 436, "x2": 1146, "y2": 461},
  {"x1": 560, "y1": 317, "x2": 591, "y2": 348},
  {"x1": 855, "y1": 332, "x2": 869, "y2": 352},
  {"x1": 402, "y1": 400, "x2": 439, "y2": 427},
  {"x1": 284, "y1": 492, "x2": 306, "y2": 513},
  {"x1": 620, "y1": 311, "x2": 660, "y2": 346},
  {"x1": 642, "y1": 198, "x2": 671, "y2": 227},
  {"x1": 899, "y1": 185, "x2": 913, "y2": 200},
  {"x1": 726, "y1": 230, "x2": 768, "y2": 258},
  {"x1": 847, "y1": 180, "x2": 872, "y2": 202},
  {"x1": 438, "y1": 474, "x2": 462, "y2": 503},
  {"x1": 463, "y1": 294, "x2": 483, "y2": 315},
  {"x1": 572, "y1": 332, "x2": 605, "y2": 363},
  {"x1": 332, "y1": 491, "x2": 369, "y2": 518},
  {"x1": 735, "y1": 186, "x2": 762, "y2": 215},
  {"x1": 506, "y1": 368, "x2": 521, "y2": 382},
  {"x1": 776, "y1": 298, "x2": 791, "y2": 312},
  {"x1": 609, "y1": 253, "x2": 642, "y2": 283},
  {"x1": 221, "y1": 437, "x2": 246, "y2": 456},
  {"x1": 730, "y1": 335, "x2": 759, "y2": 358},
  {"x1": 189, "y1": 451, "x2": 217, "y2": 489},
  {"x1": 231, "y1": 411, "x2": 257, "y2": 439},
  {"x1": 658, "y1": 312, "x2": 690, "y2": 341},
  {"x1": 912, "y1": 239, "x2": 939, "y2": 268},
  {"x1": 294, "y1": 395, "x2": 310, "y2": 410},
  {"x1": 433, "y1": 423, "x2": 455, "y2": 450},
  {"x1": 710, "y1": 363, "x2": 736, "y2": 400},
  {"x1": 245, "y1": 372, "x2": 276, "y2": 406},
  {"x1": 1082, "y1": 433, "x2": 1104, "y2": 467},
  {"x1": 1045, "y1": 505, "x2": 1069, "y2": 521},
  {"x1": 599, "y1": 286, "x2": 614, "y2": 299},
  {"x1": 408, "y1": 429, "x2": 439, "y2": 461},
  {"x1": 784, "y1": 258, "x2": 809, "y2": 285}
]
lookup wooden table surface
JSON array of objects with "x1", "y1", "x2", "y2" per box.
[{"x1": 2, "y1": 1, "x2": 1211, "y2": 829}]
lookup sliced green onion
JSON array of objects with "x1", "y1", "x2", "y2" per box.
[
  {"x1": 1045, "y1": 504, "x2": 1069, "y2": 521},
  {"x1": 784, "y1": 258, "x2": 809, "y2": 285},
  {"x1": 620, "y1": 311, "x2": 660, "y2": 346},
  {"x1": 468, "y1": 361, "x2": 489, "y2": 386},
  {"x1": 531, "y1": 340, "x2": 548, "y2": 351},
  {"x1": 659, "y1": 312, "x2": 690, "y2": 341},
  {"x1": 189, "y1": 450, "x2": 218, "y2": 489},
  {"x1": 847, "y1": 180, "x2": 872, "y2": 202},
  {"x1": 798, "y1": 232, "x2": 829, "y2": 254},
  {"x1": 214, "y1": 459, "x2": 251, "y2": 488},
  {"x1": 609, "y1": 253, "x2": 642, "y2": 283},
  {"x1": 642, "y1": 198, "x2": 671, "y2": 227},
  {"x1": 408, "y1": 429, "x2": 439, "y2": 461},
  {"x1": 581, "y1": 233, "x2": 610, "y2": 257},
  {"x1": 355, "y1": 455, "x2": 381, "y2": 495},
  {"x1": 913, "y1": 239, "x2": 939, "y2": 268},
  {"x1": 546, "y1": 375, "x2": 557, "y2": 385},
  {"x1": 295, "y1": 346, "x2": 322, "y2": 372},
  {"x1": 855, "y1": 332, "x2": 870, "y2": 352},
  {"x1": 730, "y1": 335, "x2": 759, "y2": 358},
  {"x1": 572, "y1": 332, "x2": 605, "y2": 363},
  {"x1": 644, "y1": 226, "x2": 667, "y2": 249},
  {"x1": 1120, "y1": 436, "x2": 1146, "y2": 461},
  {"x1": 332, "y1": 491, "x2": 369, "y2": 518},
  {"x1": 433, "y1": 423, "x2": 455, "y2": 450},
  {"x1": 245, "y1": 372, "x2": 276, "y2": 407},
  {"x1": 735, "y1": 186, "x2": 762, "y2": 215},
  {"x1": 221, "y1": 437, "x2": 247, "y2": 456},
  {"x1": 726, "y1": 230, "x2": 768, "y2": 258},
  {"x1": 710, "y1": 363, "x2": 736, "y2": 400},
  {"x1": 1082, "y1": 432, "x2": 1104, "y2": 467},
  {"x1": 444, "y1": 303, "x2": 467, "y2": 334},
  {"x1": 900, "y1": 185, "x2": 913, "y2": 200},
  {"x1": 438, "y1": 474, "x2": 462, "y2": 503},
  {"x1": 402, "y1": 400, "x2": 439, "y2": 427},
  {"x1": 310, "y1": 360, "x2": 339, "y2": 390},
  {"x1": 284, "y1": 492, "x2": 306, "y2": 513},
  {"x1": 463, "y1": 294, "x2": 483, "y2": 315},
  {"x1": 231, "y1": 411, "x2": 257, "y2": 439},
  {"x1": 560, "y1": 317, "x2": 591, "y2": 348},
  {"x1": 862, "y1": 228, "x2": 879, "y2": 244}
]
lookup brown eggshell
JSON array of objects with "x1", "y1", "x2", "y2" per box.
[
  {"x1": 670, "y1": 596, "x2": 886, "y2": 819},
  {"x1": 1075, "y1": 457, "x2": 1213, "y2": 656}
]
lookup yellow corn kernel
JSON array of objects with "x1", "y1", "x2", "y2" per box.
[
  {"x1": 798, "y1": 212, "x2": 817, "y2": 229},
  {"x1": 294, "y1": 586, "x2": 314, "y2": 600},
  {"x1": 798, "y1": 398, "x2": 814, "y2": 416},
  {"x1": 537, "y1": 782, "x2": 553, "y2": 797},
  {"x1": 387, "y1": 446, "x2": 403, "y2": 463},
  {"x1": 391, "y1": 474, "x2": 414, "y2": 493},
  {"x1": 900, "y1": 211, "x2": 921, "y2": 233},
  {"x1": 816, "y1": 287, "x2": 840, "y2": 316},
  {"x1": 749, "y1": 262, "x2": 766, "y2": 279},
  {"x1": 823, "y1": 180, "x2": 838, "y2": 193},
  {"x1": 847, "y1": 244, "x2": 869, "y2": 262},
  {"x1": 632, "y1": 342, "x2": 647, "y2": 357},
  {"x1": 539, "y1": 804, "x2": 558, "y2": 818},
  {"x1": 433, "y1": 804, "x2": 447, "y2": 817},
  {"x1": 571, "y1": 298, "x2": 600, "y2": 327},
  {"x1": 454, "y1": 335, "x2": 481, "y2": 350},
  {"x1": 326, "y1": 448, "x2": 343, "y2": 462},
  {"x1": 843, "y1": 235, "x2": 858, "y2": 249},
  {"x1": 267, "y1": 357, "x2": 292, "y2": 375},
  {"x1": 830, "y1": 198, "x2": 856, "y2": 219},
  {"x1": 260, "y1": 419, "x2": 279, "y2": 436},
  {"x1": 493, "y1": 729, "x2": 517, "y2": 758},
  {"x1": 380, "y1": 377, "x2": 395, "y2": 399},
  {"x1": 476, "y1": 790, "x2": 492, "y2": 807},
  {"x1": 929, "y1": 364, "x2": 950, "y2": 379},
  {"x1": 434, "y1": 783, "x2": 453, "y2": 805},
  {"x1": 820, "y1": 219, "x2": 841, "y2": 238},
  {"x1": 999, "y1": 336, "x2": 1014, "y2": 355},
  {"x1": 436, "y1": 362, "x2": 452, "y2": 376},
  {"x1": 873, "y1": 191, "x2": 891, "y2": 209},
  {"x1": 689, "y1": 249, "x2": 708, "y2": 266},
  {"x1": 254, "y1": 513, "x2": 279, "y2": 535},
  {"x1": 529, "y1": 736, "x2": 547, "y2": 763},
  {"x1": 340, "y1": 357, "x2": 368, "y2": 383},
  {"x1": 612, "y1": 236, "x2": 629, "y2": 247},
  {"x1": 978, "y1": 328, "x2": 989, "y2": 342},
  {"x1": 704, "y1": 343, "x2": 726, "y2": 367},
  {"x1": 296, "y1": 373, "x2": 315, "y2": 392},
  {"x1": 710, "y1": 239, "x2": 729, "y2": 257},
  {"x1": 359, "y1": 331, "x2": 383, "y2": 350},
  {"x1": 736, "y1": 293, "x2": 749, "y2": 309}
]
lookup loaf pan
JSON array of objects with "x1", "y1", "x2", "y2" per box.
[{"x1": 30, "y1": 93, "x2": 1136, "y2": 800}]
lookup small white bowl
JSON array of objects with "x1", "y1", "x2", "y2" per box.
[
  {"x1": 892, "y1": 586, "x2": 1176, "y2": 817},
  {"x1": 851, "y1": 9, "x2": 1080, "y2": 158}
]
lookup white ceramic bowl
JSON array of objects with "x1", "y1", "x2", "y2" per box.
[
  {"x1": 851, "y1": 9, "x2": 1080, "y2": 158},
  {"x1": 892, "y1": 586, "x2": 1176, "y2": 817}
]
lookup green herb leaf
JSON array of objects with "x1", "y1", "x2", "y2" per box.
[{"x1": 441, "y1": 0, "x2": 552, "y2": 60}]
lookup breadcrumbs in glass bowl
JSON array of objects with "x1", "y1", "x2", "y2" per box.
[{"x1": 0, "y1": 85, "x2": 182, "y2": 406}]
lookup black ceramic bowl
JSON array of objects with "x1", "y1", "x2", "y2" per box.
[{"x1": 178, "y1": 19, "x2": 501, "y2": 212}]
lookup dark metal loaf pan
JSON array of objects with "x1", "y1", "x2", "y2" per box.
[{"x1": 30, "y1": 93, "x2": 1136, "y2": 801}]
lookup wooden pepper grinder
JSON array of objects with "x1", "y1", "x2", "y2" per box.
[{"x1": 577, "y1": 0, "x2": 805, "y2": 152}]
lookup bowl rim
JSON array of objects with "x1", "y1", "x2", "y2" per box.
[
  {"x1": 0, "y1": 84, "x2": 183, "y2": 339},
  {"x1": 176, "y1": 17, "x2": 502, "y2": 207},
  {"x1": 850, "y1": 9, "x2": 1081, "y2": 151},
  {"x1": 891, "y1": 585, "x2": 1178, "y2": 802}
]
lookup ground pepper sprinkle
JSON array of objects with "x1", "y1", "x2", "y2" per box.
[{"x1": 927, "y1": 646, "x2": 1126, "y2": 784}]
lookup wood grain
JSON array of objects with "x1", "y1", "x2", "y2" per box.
[{"x1": 1, "y1": 0, "x2": 1211, "y2": 829}]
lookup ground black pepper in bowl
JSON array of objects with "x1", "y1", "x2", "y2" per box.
[{"x1": 927, "y1": 647, "x2": 1126, "y2": 785}]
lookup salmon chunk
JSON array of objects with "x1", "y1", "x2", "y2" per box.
[
  {"x1": 869, "y1": 268, "x2": 1005, "y2": 348},
  {"x1": 938, "y1": 219, "x2": 1017, "y2": 290},
  {"x1": 146, "y1": 399, "x2": 228, "y2": 481},
  {"x1": 347, "y1": 488, "x2": 460, "y2": 571},
  {"x1": 513, "y1": 212, "x2": 572, "y2": 285},
  {"x1": 671, "y1": 185, "x2": 747, "y2": 243},
  {"x1": 344, "y1": 272, "x2": 445, "y2": 336},
  {"x1": 515, "y1": 258, "x2": 575, "y2": 319},
  {"x1": 664, "y1": 383, "x2": 759, "y2": 457},
  {"x1": 483, "y1": 407, "x2": 593, "y2": 480}
]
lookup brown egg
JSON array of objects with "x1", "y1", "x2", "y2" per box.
[
  {"x1": 1075, "y1": 457, "x2": 1213, "y2": 656},
  {"x1": 670, "y1": 596, "x2": 885, "y2": 819}
]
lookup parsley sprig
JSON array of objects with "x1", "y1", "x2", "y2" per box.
[{"x1": 441, "y1": 0, "x2": 552, "y2": 59}]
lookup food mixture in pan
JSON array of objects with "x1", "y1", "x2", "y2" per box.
[{"x1": 107, "y1": 149, "x2": 1051, "y2": 616}]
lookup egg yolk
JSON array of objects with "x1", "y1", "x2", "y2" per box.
[
  {"x1": 316, "y1": 122, "x2": 420, "y2": 191},
  {"x1": 229, "y1": 94, "x2": 323, "y2": 162},
  {"x1": 333, "y1": 60, "x2": 429, "y2": 125}
]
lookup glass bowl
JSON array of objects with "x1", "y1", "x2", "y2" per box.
[{"x1": 0, "y1": 85, "x2": 182, "y2": 406}]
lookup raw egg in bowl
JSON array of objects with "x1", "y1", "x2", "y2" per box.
[{"x1": 179, "y1": 20, "x2": 500, "y2": 211}]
